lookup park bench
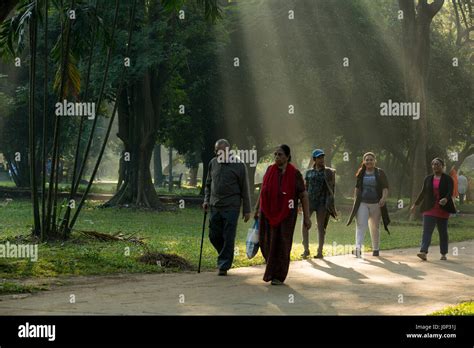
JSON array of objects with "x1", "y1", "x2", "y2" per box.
[{"x1": 162, "y1": 173, "x2": 183, "y2": 189}]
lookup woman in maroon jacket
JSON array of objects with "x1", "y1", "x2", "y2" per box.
[{"x1": 411, "y1": 158, "x2": 456, "y2": 261}]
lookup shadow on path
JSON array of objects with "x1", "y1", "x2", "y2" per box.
[
  {"x1": 307, "y1": 258, "x2": 368, "y2": 284},
  {"x1": 364, "y1": 257, "x2": 426, "y2": 280}
]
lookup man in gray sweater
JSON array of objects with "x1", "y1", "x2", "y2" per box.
[{"x1": 203, "y1": 139, "x2": 252, "y2": 276}]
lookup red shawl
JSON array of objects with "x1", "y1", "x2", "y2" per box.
[{"x1": 260, "y1": 163, "x2": 297, "y2": 227}]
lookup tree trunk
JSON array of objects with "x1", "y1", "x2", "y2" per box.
[
  {"x1": 28, "y1": 11, "x2": 41, "y2": 237},
  {"x1": 200, "y1": 146, "x2": 214, "y2": 196},
  {"x1": 136, "y1": 141, "x2": 161, "y2": 207},
  {"x1": 188, "y1": 165, "x2": 198, "y2": 186},
  {"x1": 399, "y1": 0, "x2": 444, "y2": 219},
  {"x1": 168, "y1": 147, "x2": 173, "y2": 193},
  {"x1": 105, "y1": 69, "x2": 165, "y2": 209},
  {"x1": 153, "y1": 144, "x2": 164, "y2": 186}
]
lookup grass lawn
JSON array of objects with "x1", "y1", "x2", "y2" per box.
[
  {"x1": 0, "y1": 180, "x2": 201, "y2": 196},
  {"x1": 430, "y1": 301, "x2": 474, "y2": 315},
  {"x1": 0, "y1": 199, "x2": 473, "y2": 294}
]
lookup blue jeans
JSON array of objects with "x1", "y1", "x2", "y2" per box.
[
  {"x1": 209, "y1": 210, "x2": 239, "y2": 271},
  {"x1": 420, "y1": 215, "x2": 448, "y2": 255}
]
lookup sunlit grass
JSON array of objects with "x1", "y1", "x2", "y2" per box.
[
  {"x1": 0, "y1": 199, "x2": 473, "y2": 280},
  {"x1": 0, "y1": 179, "x2": 201, "y2": 196},
  {"x1": 430, "y1": 301, "x2": 474, "y2": 316}
]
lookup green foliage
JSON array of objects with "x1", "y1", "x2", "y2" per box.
[
  {"x1": 52, "y1": 51, "x2": 81, "y2": 98},
  {"x1": 158, "y1": 1, "x2": 229, "y2": 158},
  {"x1": 430, "y1": 301, "x2": 474, "y2": 316},
  {"x1": 161, "y1": 0, "x2": 221, "y2": 22},
  {"x1": 0, "y1": 0, "x2": 35, "y2": 58},
  {"x1": 0, "y1": 281, "x2": 49, "y2": 295}
]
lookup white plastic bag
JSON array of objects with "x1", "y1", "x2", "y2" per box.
[{"x1": 246, "y1": 219, "x2": 259, "y2": 259}]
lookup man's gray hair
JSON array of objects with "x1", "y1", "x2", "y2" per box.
[{"x1": 215, "y1": 139, "x2": 230, "y2": 147}]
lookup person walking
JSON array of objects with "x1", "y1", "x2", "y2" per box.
[
  {"x1": 467, "y1": 176, "x2": 473, "y2": 202},
  {"x1": 411, "y1": 158, "x2": 456, "y2": 261},
  {"x1": 347, "y1": 152, "x2": 390, "y2": 258},
  {"x1": 457, "y1": 170, "x2": 468, "y2": 205},
  {"x1": 301, "y1": 149, "x2": 337, "y2": 259},
  {"x1": 449, "y1": 165, "x2": 459, "y2": 201},
  {"x1": 254, "y1": 145, "x2": 312, "y2": 285},
  {"x1": 203, "y1": 139, "x2": 252, "y2": 276}
]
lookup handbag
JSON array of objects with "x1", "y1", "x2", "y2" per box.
[{"x1": 246, "y1": 218, "x2": 259, "y2": 259}]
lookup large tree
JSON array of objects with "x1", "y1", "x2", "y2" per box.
[
  {"x1": 105, "y1": 0, "x2": 220, "y2": 208},
  {"x1": 398, "y1": 0, "x2": 445, "y2": 218}
]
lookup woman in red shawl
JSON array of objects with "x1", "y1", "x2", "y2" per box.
[{"x1": 254, "y1": 145, "x2": 312, "y2": 285}]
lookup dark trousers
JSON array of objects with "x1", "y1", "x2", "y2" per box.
[
  {"x1": 420, "y1": 215, "x2": 449, "y2": 255},
  {"x1": 209, "y1": 210, "x2": 239, "y2": 271}
]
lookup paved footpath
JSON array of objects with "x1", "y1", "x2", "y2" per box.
[{"x1": 0, "y1": 241, "x2": 472, "y2": 315}]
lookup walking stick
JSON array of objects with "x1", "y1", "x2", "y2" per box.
[{"x1": 198, "y1": 210, "x2": 207, "y2": 273}]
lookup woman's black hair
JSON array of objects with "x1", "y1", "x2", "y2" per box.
[
  {"x1": 431, "y1": 157, "x2": 445, "y2": 166},
  {"x1": 277, "y1": 144, "x2": 292, "y2": 162}
]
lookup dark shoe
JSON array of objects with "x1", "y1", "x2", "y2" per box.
[
  {"x1": 372, "y1": 250, "x2": 379, "y2": 257},
  {"x1": 271, "y1": 279, "x2": 283, "y2": 285},
  {"x1": 417, "y1": 252, "x2": 427, "y2": 261},
  {"x1": 314, "y1": 253, "x2": 324, "y2": 259},
  {"x1": 440, "y1": 255, "x2": 447, "y2": 261},
  {"x1": 301, "y1": 250, "x2": 310, "y2": 259},
  {"x1": 218, "y1": 269, "x2": 227, "y2": 276}
]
